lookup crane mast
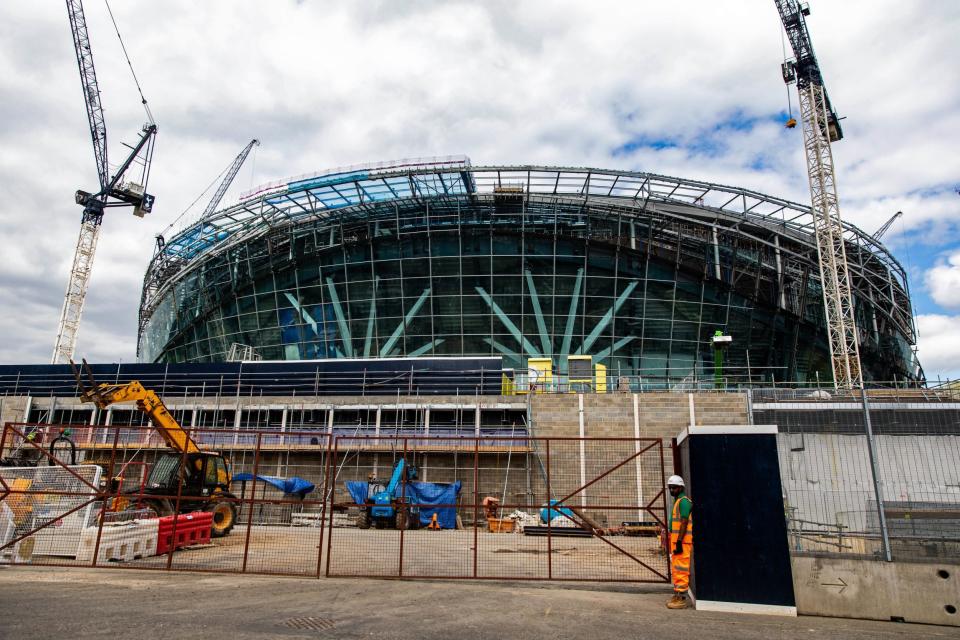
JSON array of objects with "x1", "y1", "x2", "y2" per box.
[
  {"x1": 776, "y1": 0, "x2": 862, "y2": 389},
  {"x1": 54, "y1": 0, "x2": 157, "y2": 364}
]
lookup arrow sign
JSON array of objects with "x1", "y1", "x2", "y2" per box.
[{"x1": 821, "y1": 577, "x2": 848, "y2": 594}]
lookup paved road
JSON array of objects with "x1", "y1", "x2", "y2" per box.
[{"x1": 0, "y1": 566, "x2": 952, "y2": 639}]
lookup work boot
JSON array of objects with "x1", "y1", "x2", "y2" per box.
[{"x1": 666, "y1": 593, "x2": 689, "y2": 609}]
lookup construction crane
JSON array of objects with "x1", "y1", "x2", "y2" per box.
[
  {"x1": 200, "y1": 139, "x2": 260, "y2": 221},
  {"x1": 776, "y1": 0, "x2": 862, "y2": 389},
  {"x1": 872, "y1": 211, "x2": 903, "y2": 242},
  {"x1": 53, "y1": 0, "x2": 158, "y2": 364},
  {"x1": 137, "y1": 139, "x2": 259, "y2": 354}
]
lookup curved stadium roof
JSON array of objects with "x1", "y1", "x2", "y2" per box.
[{"x1": 141, "y1": 155, "x2": 914, "y2": 349}]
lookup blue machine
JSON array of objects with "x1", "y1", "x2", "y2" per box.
[{"x1": 362, "y1": 459, "x2": 420, "y2": 529}]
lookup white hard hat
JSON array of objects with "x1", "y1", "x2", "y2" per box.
[{"x1": 667, "y1": 475, "x2": 685, "y2": 487}]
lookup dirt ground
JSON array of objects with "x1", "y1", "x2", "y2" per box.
[{"x1": 16, "y1": 524, "x2": 668, "y2": 581}]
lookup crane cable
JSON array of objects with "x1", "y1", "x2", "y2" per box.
[
  {"x1": 157, "y1": 162, "x2": 235, "y2": 240},
  {"x1": 158, "y1": 143, "x2": 261, "y2": 244},
  {"x1": 104, "y1": 0, "x2": 154, "y2": 125}
]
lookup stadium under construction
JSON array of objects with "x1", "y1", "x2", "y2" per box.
[
  {"x1": 5, "y1": 0, "x2": 959, "y2": 626},
  {"x1": 137, "y1": 157, "x2": 920, "y2": 386},
  {"x1": 2, "y1": 160, "x2": 957, "y2": 625}
]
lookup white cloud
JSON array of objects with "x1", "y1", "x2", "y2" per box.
[
  {"x1": 0, "y1": 1, "x2": 958, "y2": 364},
  {"x1": 925, "y1": 251, "x2": 960, "y2": 310},
  {"x1": 916, "y1": 314, "x2": 960, "y2": 381}
]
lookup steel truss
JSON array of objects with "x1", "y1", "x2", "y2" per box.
[{"x1": 800, "y1": 83, "x2": 861, "y2": 388}]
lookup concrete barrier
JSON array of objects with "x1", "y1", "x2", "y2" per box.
[{"x1": 792, "y1": 555, "x2": 959, "y2": 626}]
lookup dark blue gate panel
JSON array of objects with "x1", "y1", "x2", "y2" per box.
[{"x1": 679, "y1": 425, "x2": 796, "y2": 615}]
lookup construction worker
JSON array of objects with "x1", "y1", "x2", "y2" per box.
[{"x1": 666, "y1": 474, "x2": 692, "y2": 609}]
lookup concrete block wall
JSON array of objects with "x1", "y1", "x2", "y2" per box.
[
  {"x1": 528, "y1": 392, "x2": 750, "y2": 526},
  {"x1": 530, "y1": 392, "x2": 749, "y2": 440}
]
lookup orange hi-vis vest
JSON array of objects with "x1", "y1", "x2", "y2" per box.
[{"x1": 670, "y1": 495, "x2": 693, "y2": 543}]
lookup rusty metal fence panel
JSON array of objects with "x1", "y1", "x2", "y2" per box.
[
  {"x1": 324, "y1": 436, "x2": 669, "y2": 582},
  {"x1": 1, "y1": 424, "x2": 668, "y2": 583},
  {"x1": 0, "y1": 423, "x2": 332, "y2": 577}
]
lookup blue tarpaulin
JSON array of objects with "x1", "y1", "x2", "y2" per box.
[
  {"x1": 540, "y1": 499, "x2": 575, "y2": 524},
  {"x1": 233, "y1": 474, "x2": 315, "y2": 498},
  {"x1": 345, "y1": 480, "x2": 461, "y2": 529}
]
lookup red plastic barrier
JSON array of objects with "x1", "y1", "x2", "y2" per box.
[{"x1": 156, "y1": 512, "x2": 213, "y2": 555}]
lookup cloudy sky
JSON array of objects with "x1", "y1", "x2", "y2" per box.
[{"x1": 0, "y1": 1, "x2": 957, "y2": 378}]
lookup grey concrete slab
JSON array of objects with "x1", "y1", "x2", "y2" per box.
[{"x1": 0, "y1": 566, "x2": 954, "y2": 639}]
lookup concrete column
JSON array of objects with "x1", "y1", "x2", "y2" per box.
[
  {"x1": 633, "y1": 393, "x2": 643, "y2": 520},
  {"x1": 374, "y1": 407, "x2": 381, "y2": 475},
  {"x1": 578, "y1": 394, "x2": 586, "y2": 508},
  {"x1": 103, "y1": 408, "x2": 112, "y2": 444}
]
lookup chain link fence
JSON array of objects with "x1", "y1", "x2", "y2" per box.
[{"x1": 753, "y1": 389, "x2": 960, "y2": 562}]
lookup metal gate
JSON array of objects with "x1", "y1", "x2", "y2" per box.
[
  {"x1": 1, "y1": 422, "x2": 333, "y2": 577},
  {"x1": 2, "y1": 424, "x2": 668, "y2": 582},
  {"x1": 324, "y1": 435, "x2": 670, "y2": 582}
]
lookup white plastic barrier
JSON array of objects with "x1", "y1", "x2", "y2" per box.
[
  {"x1": 0, "y1": 503, "x2": 13, "y2": 550},
  {"x1": 31, "y1": 509, "x2": 91, "y2": 557},
  {"x1": 76, "y1": 519, "x2": 159, "y2": 564}
]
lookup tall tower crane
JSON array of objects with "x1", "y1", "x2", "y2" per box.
[
  {"x1": 776, "y1": 0, "x2": 862, "y2": 389},
  {"x1": 53, "y1": 0, "x2": 158, "y2": 364}
]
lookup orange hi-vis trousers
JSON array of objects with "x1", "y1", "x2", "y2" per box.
[{"x1": 669, "y1": 498, "x2": 693, "y2": 594}]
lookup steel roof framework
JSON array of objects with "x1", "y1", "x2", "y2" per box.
[{"x1": 139, "y1": 162, "x2": 915, "y2": 365}]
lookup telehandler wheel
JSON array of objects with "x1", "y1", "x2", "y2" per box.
[
  {"x1": 208, "y1": 500, "x2": 237, "y2": 537},
  {"x1": 397, "y1": 508, "x2": 418, "y2": 530},
  {"x1": 357, "y1": 509, "x2": 372, "y2": 529}
]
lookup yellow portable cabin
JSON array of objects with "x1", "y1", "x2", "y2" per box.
[
  {"x1": 567, "y1": 355, "x2": 607, "y2": 393},
  {"x1": 594, "y1": 363, "x2": 607, "y2": 393},
  {"x1": 501, "y1": 369, "x2": 516, "y2": 395},
  {"x1": 520, "y1": 358, "x2": 553, "y2": 394}
]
